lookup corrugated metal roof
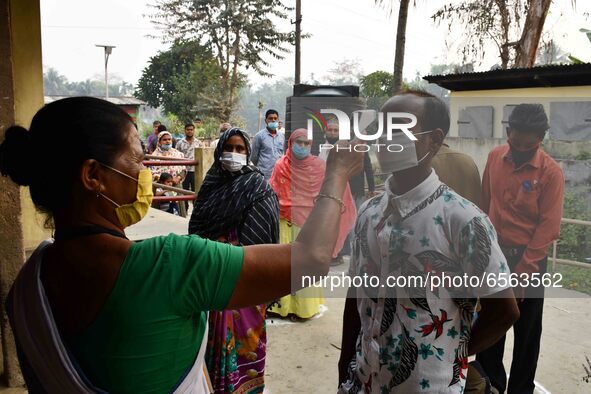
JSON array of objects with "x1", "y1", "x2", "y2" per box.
[
  {"x1": 44, "y1": 96, "x2": 146, "y2": 105},
  {"x1": 423, "y1": 63, "x2": 591, "y2": 91}
]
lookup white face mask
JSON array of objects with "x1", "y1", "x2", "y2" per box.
[
  {"x1": 375, "y1": 130, "x2": 433, "y2": 173},
  {"x1": 220, "y1": 152, "x2": 247, "y2": 172}
]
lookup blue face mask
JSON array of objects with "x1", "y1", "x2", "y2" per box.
[
  {"x1": 292, "y1": 144, "x2": 310, "y2": 160},
  {"x1": 161, "y1": 143, "x2": 172, "y2": 151},
  {"x1": 267, "y1": 121, "x2": 279, "y2": 130}
]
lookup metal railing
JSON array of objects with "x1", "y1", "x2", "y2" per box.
[
  {"x1": 143, "y1": 155, "x2": 198, "y2": 217},
  {"x1": 144, "y1": 154, "x2": 194, "y2": 161},
  {"x1": 144, "y1": 154, "x2": 198, "y2": 168},
  {"x1": 552, "y1": 218, "x2": 591, "y2": 270}
]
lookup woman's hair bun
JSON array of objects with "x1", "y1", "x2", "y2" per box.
[{"x1": 0, "y1": 125, "x2": 34, "y2": 186}]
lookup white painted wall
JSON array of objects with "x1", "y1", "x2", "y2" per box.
[{"x1": 448, "y1": 86, "x2": 591, "y2": 138}]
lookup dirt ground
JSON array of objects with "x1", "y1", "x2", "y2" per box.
[{"x1": 265, "y1": 273, "x2": 591, "y2": 394}]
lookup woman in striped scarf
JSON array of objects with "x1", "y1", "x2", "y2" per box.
[{"x1": 189, "y1": 128, "x2": 279, "y2": 393}]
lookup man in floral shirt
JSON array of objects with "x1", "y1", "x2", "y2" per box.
[{"x1": 338, "y1": 91, "x2": 519, "y2": 394}]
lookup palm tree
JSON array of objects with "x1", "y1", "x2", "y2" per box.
[
  {"x1": 43, "y1": 67, "x2": 68, "y2": 95},
  {"x1": 376, "y1": 0, "x2": 411, "y2": 95}
]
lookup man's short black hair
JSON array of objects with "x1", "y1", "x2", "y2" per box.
[
  {"x1": 153, "y1": 120, "x2": 161, "y2": 126},
  {"x1": 195, "y1": 118, "x2": 203, "y2": 122},
  {"x1": 508, "y1": 103, "x2": 549, "y2": 138},
  {"x1": 185, "y1": 123, "x2": 194, "y2": 129},
  {"x1": 401, "y1": 89, "x2": 450, "y2": 136},
  {"x1": 265, "y1": 109, "x2": 279, "y2": 119}
]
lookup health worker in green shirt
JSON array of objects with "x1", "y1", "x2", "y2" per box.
[{"x1": 0, "y1": 97, "x2": 363, "y2": 394}]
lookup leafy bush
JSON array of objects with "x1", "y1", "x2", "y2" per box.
[
  {"x1": 553, "y1": 192, "x2": 591, "y2": 294},
  {"x1": 138, "y1": 122, "x2": 154, "y2": 140},
  {"x1": 557, "y1": 192, "x2": 591, "y2": 262}
]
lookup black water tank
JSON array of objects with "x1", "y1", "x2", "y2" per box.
[{"x1": 285, "y1": 84, "x2": 365, "y2": 154}]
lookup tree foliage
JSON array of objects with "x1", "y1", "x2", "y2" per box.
[
  {"x1": 536, "y1": 39, "x2": 570, "y2": 65},
  {"x1": 43, "y1": 67, "x2": 134, "y2": 96},
  {"x1": 361, "y1": 64, "x2": 454, "y2": 100},
  {"x1": 360, "y1": 71, "x2": 394, "y2": 98},
  {"x1": 325, "y1": 59, "x2": 364, "y2": 85},
  {"x1": 149, "y1": 0, "x2": 293, "y2": 120},
  {"x1": 432, "y1": 0, "x2": 568, "y2": 69},
  {"x1": 237, "y1": 77, "x2": 293, "y2": 133},
  {"x1": 433, "y1": 0, "x2": 525, "y2": 69},
  {"x1": 134, "y1": 41, "x2": 233, "y2": 121}
]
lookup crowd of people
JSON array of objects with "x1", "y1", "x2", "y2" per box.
[
  {"x1": 146, "y1": 121, "x2": 231, "y2": 214},
  {"x1": 0, "y1": 91, "x2": 564, "y2": 394}
]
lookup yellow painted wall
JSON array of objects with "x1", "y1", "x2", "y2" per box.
[
  {"x1": 448, "y1": 86, "x2": 591, "y2": 138},
  {"x1": 10, "y1": 0, "x2": 50, "y2": 250}
]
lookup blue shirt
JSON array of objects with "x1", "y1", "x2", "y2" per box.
[{"x1": 251, "y1": 128, "x2": 285, "y2": 180}]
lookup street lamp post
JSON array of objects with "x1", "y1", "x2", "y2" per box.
[{"x1": 95, "y1": 44, "x2": 116, "y2": 99}]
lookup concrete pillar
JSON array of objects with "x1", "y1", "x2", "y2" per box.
[
  {"x1": 0, "y1": 0, "x2": 45, "y2": 387},
  {"x1": 194, "y1": 147, "x2": 215, "y2": 194}
]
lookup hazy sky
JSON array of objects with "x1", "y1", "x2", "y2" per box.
[{"x1": 40, "y1": 0, "x2": 591, "y2": 87}]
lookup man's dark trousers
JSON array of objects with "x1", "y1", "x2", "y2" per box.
[
  {"x1": 183, "y1": 171, "x2": 195, "y2": 192},
  {"x1": 182, "y1": 171, "x2": 195, "y2": 210},
  {"x1": 476, "y1": 249, "x2": 547, "y2": 394}
]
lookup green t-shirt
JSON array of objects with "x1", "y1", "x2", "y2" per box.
[{"x1": 68, "y1": 233, "x2": 244, "y2": 394}]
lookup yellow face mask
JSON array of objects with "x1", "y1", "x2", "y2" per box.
[{"x1": 98, "y1": 164, "x2": 154, "y2": 228}]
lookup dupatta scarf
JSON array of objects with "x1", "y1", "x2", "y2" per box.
[{"x1": 269, "y1": 128, "x2": 356, "y2": 255}]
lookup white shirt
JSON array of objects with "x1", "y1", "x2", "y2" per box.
[
  {"x1": 175, "y1": 138, "x2": 201, "y2": 172},
  {"x1": 340, "y1": 170, "x2": 509, "y2": 394}
]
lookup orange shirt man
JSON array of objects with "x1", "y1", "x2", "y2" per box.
[
  {"x1": 477, "y1": 103, "x2": 564, "y2": 394},
  {"x1": 481, "y1": 116, "x2": 564, "y2": 276}
]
